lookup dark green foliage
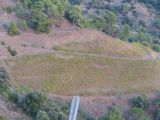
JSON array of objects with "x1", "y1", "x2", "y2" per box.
[
  {"x1": 0, "y1": 116, "x2": 7, "y2": 120},
  {"x1": 99, "y1": 106, "x2": 124, "y2": 120},
  {"x1": 0, "y1": 67, "x2": 11, "y2": 96},
  {"x1": 20, "y1": 0, "x2": 71, "y2": 32},
  {"x1": 0, "y1": 66, "x2": 18, "y2": 104},
  {"x1": 130, "y1": 95, "x2": 149, "y2": 110},
  {"x1": 30, "y1": 12, "x2": 52, "y2": 33},
  {"x1": 19, "y1": 20, "x2": 28, "y2": 31},
  {"x1": 139, "y1": 0, "x2": 160, "y2": 9},
  {"x1": 15, "y1": 5, "x2": 25, "y2": 19},
  {"x1": 7, "y1": 46, "x2": 17, "y2": 56},
  {"x1": 121, "y1": 4, "x2": 129, "y2": 15},
  {"x1": 106, "y1": 106, "x2": 124, "y2": 120},
  {"x1": 36, "y1": 111, "x2": 50, "y2": 120},
  {"x1": 4, "y1": 6, "x2": 14, "y2": 13},
  {"x1": 120, "y1": 24, "x2": 130, "y2": 41},
  {"x1": 22, "y1": 91, "x2": 47, "y2": 116},
  {"x1": 8, "y1": 22, "x2": 19, "y2": 36},
  {"x1": 128, "y1": 107, "x2": 150, "y2": 120},
  {"x1": 152, "y1": 44, "x2": 160, "y2": 52},
  {"x1": 135, "y1": 32, "x2": 151, "y2": 43},
  {"x1": 154, "y1": 108, "x2": 160, "y2": 120},
  {"x1": 69, "y1": 0, "x2": 80, "y2": 5},
  {"x1": 153, "y1": 97, "x2": 160, "y2": 107},
  {"x1": 65, "y1": 5, "x2": 88, "y2": 27},
  {"x1": 42, "y1": 99, "x2": 69, "y2": 120},
  {"x1": 91, "y1": 11, "x2": 117, "y2": 36},
  {"x1": 78, "y1": 110, "x2": 95, "y2": 120}
]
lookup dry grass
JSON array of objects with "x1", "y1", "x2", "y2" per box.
[
  {"x1": 4, "y1": 53, "x2": 160, "y2": 96},
  {"x1": 53, "y1": 39, "x2": 154, "y2": 59}
]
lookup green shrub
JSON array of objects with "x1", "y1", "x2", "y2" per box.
[
  {"x1": 36, "y1": 111, "x2": 50, "y2": 120},
  {"x1": 153, "y1": 97, "x2": 160, "y2": 107},
  {"x1": 31, "y1": 12, "x2": 52, "y2": 33},
  {"x1": 65, "y1": 5, "x2": 88, "y2": 27},
  {"x1": 99, "y1": 106, "x2": 124, "y2": 120},
  {"x1": 91, "y1": 11, "x2": 117, "y2": 36},
  {"x1": 0, "y1": 115, "x2": 7, "y2": 120},
  {"x1": 154, "y1": 108, "x2": 160, "y2": 120},
  {"x1": 19, "y1": 20, "x2": 28, "y2": 31},
  {"x1": 4, "y1": 6, "x2": 14, "y2": 13},
  {"x1": 22, "y1": 91, "x2": 47, "y2": 116},
  {"x1": 42, "y1": 99, "x2": 69, "y2": 120},
  {"x1": 130, "y1": 95, "x2": 149, "y2": 110},
  {"x1": 120, "y1": 24, "x2": 130, "y2": 41},
  {"x1": 152, "y1": 44, "x2": 160, "y2": 52},
  {"x1": 69, "y1": 0, "x2": 80, "y2": 5},
  {"x1": 0, "y1": 67, "x2": 10, "y2": 95},
  {"x1": 15, "y1": 5, "x2": 25, "y2": 19},
  {"x1": 128, "y1": 107, "x2": 150, "y2": 120},
  {"x1": 7, "y1": 46, "x2": 17, "y2": 56},
  {"x1": 8, "y1": 22, "x2": 19, "y2": 36}
]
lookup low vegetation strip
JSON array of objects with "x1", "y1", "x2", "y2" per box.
[
  {"x1": 4, "y1": 53, "x2": 160, "y2": 96},
  {"x1": 53, "y1": 39, "x2": 155, "y2": 59}
]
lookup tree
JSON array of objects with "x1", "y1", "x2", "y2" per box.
[
  {"x1": 65, "y1": 5, "x2": 88, "y2": 27},
  {"x1": 120, "y1": 24, "x2": 130, "y2": 41},
  {"x1": 8, "y1": 22, "x2": 19, "y2": 36},
  {"x1": 130, "y1": 95, "x2": 149, "y2": 110},
  {"x1": 154, "y1": 108, "x2": 160, "y2": 120},
  {"x1": 36, "y1": 111, "x2": 50, "y2": 120},
  {"x1": 31, "y1": 10, "x2": 52, "y2": 33},
  {"x1": 128, "y1": 107, "x2": 150, "y2": 120},
  {"x1": 22, "y1": 91, "x2": 47, "y2": 116},
  {"x1": 152, "y1": 44, "x2": 160, "y2": 52},
  {"x1": 135, "y1": 32, "x2": 151, "y2": 44},
  {"x1": 69, "y1": 0, "x2": 81, "y2": 5},
  {"x1": 91, "y1": 16, "x2": 106, "y2": 32},
  {"x1": 91, "y1": 11, "x2": 117, "y2": 36},
  {"x1": 102, "y1": 11, "x2": 117, "y2": 36},
  {"x1": 107, "y1": 106, "x2": 124, "y2": 120},
  {"x1": 0, "y1": 116, "x2": 7, "y2": 120},
  {"x1": 99, "y1": 106, "x2": 124, "y2": 120}
]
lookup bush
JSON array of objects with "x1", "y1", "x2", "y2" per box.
[
  {"x1": 130, "y1": 95, "x2": 149, "y2": 110},
  {"x1": 19, "y1": 20, "x2": 28, "y2": 31},
  {"x1": 22, "y1": 91, "x2": 47, "y2": 116},
  {"x1": 128, "y1": 107, "x2": 150, "y2": 120},
  {"x1": 42, "y1": 99, "x2": 69, "y2": 120},
  {"x1": 152, "y1": 44, "x2": 160, "y2": 52},
  {"x1": 69, "y1": 0, "x2": 81, "y2": 5},
  {"x1": 65, "y1": 5, "x2": 88, "y2": 27},
  {"x1": 0, "y1": 115, "x2": 7, "y2": 120},
  {"x1": 0, "y1": 67, "x2": 11, "y2": 96},
  {"x1": 154, "y1": 108, "x2": 160, "y2": 120},
  {"x1": 99, "y1": 106, "x2": 124, "y2": 120},
  {"x1": 31, "y1": 12, "x2": 52, "y2": 33},
  {"x1": 91, "y1": 11, "x2": 117, "y2": 36},
  {"x1": 7, "y1": 46, "x2": 17, "y2": 56},
  {"x1": 8, "y1": 22, "x2": 19, "y2": 36},
  {"x1": 36, "y1": 111, "x2": 50, "y2": 120}
]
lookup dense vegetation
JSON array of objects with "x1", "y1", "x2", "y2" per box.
[
  {"x1": 4, "y1": 0, "x2": 160, "y2": 52},
  {"x1": 12, "y1": 0, "x2": 87, "y2": 33},
  {"x1": 81, "y1": 0, "x2": 160, "y2": 52}
]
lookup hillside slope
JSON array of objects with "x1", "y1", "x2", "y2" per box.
[
  {"x1": 4, "y1": 52, "x2": 160, "y2": 96},
  {"x1": 0, "y1": 28, "x2": 157, "y2": 59}
]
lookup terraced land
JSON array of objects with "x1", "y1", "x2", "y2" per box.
[{"x1": 4, "y1": 53, "x2": 160, "y2": 96}]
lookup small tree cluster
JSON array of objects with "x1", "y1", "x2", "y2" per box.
[
  {"x1": 99, "y1": 106, "x2": 124, "y2": 120},
  {"x1": 22, "y1": 91, "x2": 47, "y2": 116},
  {"x1": 8, "y1": 22, "x2": 19, "y2": 36},
  {"x1": 130, "y1": 95, "x2": 149, "y2": 110}
]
